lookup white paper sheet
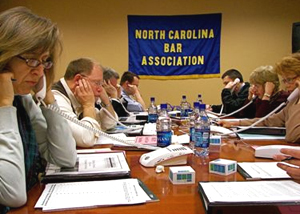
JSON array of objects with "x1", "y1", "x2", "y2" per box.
[
  {"x1": 200, "y1": 180, "x2": 300, "y2": 203},
  {"x1": 35, "y1": 179, "x2": 151, "y2": 211},
  {"x1": 238, "y1": 162, "x2": 293, "y2": 179}
]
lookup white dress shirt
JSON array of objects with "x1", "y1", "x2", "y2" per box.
[{"x1": 52, "y1": 78, "x2": 117, "y2": 147}]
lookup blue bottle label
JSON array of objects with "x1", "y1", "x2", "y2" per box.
[
  {"x1": 180, "y1": 109, "x2": 189, "y2": 118},
  {"x1": 148, "y1": 114, "x2": 158, "y2": 123},
  {"x1": 157, "y1": 131, "x2": 172, "y2": 147},
  {"x1": 194, "y1": 128, "x2": 210, "y2": 148},
  {"x1": 189, "y1": 127, "x2": 195, "y2": 142}
]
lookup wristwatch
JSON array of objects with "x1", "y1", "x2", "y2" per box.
[{"x1": 100, "y1": 102, "x2": 111, "y2": 108}]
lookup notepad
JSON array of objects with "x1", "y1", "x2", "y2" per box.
[
  {"x1": 237, "y1": 162, "x2": 294, "y2": 180},
  {"x1": 35, "y1": 178, "x2": 158, "y2": 211}
]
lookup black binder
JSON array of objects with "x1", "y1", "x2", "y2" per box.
[
  {"x1": 198, "y1": 181, "x2": 300, "y2": 214},
  {"x1": 41, "y1": 151, "x2": 131, "y2": 183},
  {"x1": 236, "y1": 126, "x2": 286, "y2": 136}
]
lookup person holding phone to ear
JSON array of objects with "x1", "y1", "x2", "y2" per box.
[
  {"x1": 0, "y1": 7, "x2": 77, "y2": 213},
  {"x1": 52, "y1": 58, "x2": 118, "y2": 148},
  {"x1": 207, "y1": 69, "x2": 250, "y2": 117},
  {"x1": 119, "y1": 71, "x2": 146, "y2": 112},
  {"x1": 103, "y1": 67, "x2": 130, "y2": 117},
  {"x1": 103, "y1": 67, "x2": 121, "y2": 100},
  {"x1": 237, "y1": 65, "x2": 289, "y2": 118},
  {"x1": 218, "y1": 53, "x2": 300, "y2": 143}
]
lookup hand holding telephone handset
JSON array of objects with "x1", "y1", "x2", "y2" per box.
[
  {"x1": 287, "y1": 87, "x2": 299, "y2": 102},
  {"x1": 34, "y1": 75, "x2": 47, "y2": 105},
  {"x1": 233, "y1": 78, "x2": 240, "y2": 85},
  {"x1": 218, "y1": 78, "x2": 241, "y2": 116},
  {"x1": 0, "y1": 71, "x2": 15, "y2": 106},
  {"x1": 217, "y1": 78, "x2": 256, "y2": 119},
  {"x1": 228, "y1": 78, "x2": 240, "y2": 91}
]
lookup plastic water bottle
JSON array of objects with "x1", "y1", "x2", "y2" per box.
[
  {"x1": 189, "y1": 102, "x2": 200, "y2": 150},
  {"x1": 194, "y1": 104, "x2": 210, "y2": 156},
  {"x1": 197, "y1": 94, "x2": 203, "y2": 104},
  {"x1": 148, "y1": 97, "x2": 158, "y2": 123},
  {"x1": 180, "y1": 95, "x2": 191, "y2": 118},
  {"x1": 156, "y1": 103, "x2": 172, "y2": 147}
]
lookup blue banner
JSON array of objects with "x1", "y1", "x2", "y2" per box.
[{"x1": 128, "y1": 14, "x2": 222, "y2": 80}]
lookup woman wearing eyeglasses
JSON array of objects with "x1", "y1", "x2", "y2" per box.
[
  {"x1": 238, "y1": 65, "x2": 289, "y2": 118},
  {"x1": 218, "y1": 53, "x2": 300, "y2": 143},
  {"x1": 0, "y1": 7, "x2": 76, "y2": 213}
]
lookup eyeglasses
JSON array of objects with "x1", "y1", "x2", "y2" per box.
[
  {"x1": 89, "y1": 80, "x2": 103, "y2": 87},
  {"x1": 81, "y1": 74, "x2": 103, "y2": 87},
  {"x1": 281, "y1": 76, "x2": 298, "y2": 84},
  {"x1": 17, "y1": 55, "x2": 53, "y2": 69},
  {"x1": 252, "y1": 84, "x2": 261, "y2": 89}
]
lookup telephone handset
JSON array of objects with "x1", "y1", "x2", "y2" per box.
[
  {"x1": 35, "y1": 75, "x2": 46, "y2": 104},
  {"x1": 230, "y1": 78, "x2": 240, "y2": 92},
  {"x1": 233, "y1": 78, "x2": 240, "y2": 85},
  {"x1": 139, "y1": 144, "x2": 194, "y2": 167},
  {"x1": 287, "y1": 87, "x2": 299, "y2": 102}
]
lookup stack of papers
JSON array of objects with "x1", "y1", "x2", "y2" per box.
[
  {"x1": 199, "y1": 180, "x2": 300, "y2": 212},
  {"x1": 35, "y1": 178, "x2": 158, "y2": 211}
]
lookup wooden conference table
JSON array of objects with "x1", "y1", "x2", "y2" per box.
[{"x1": 9, "y1": 135, "x2": 300, "y2": 214}]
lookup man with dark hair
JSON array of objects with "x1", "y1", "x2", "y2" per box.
[
  {"x1": 208, "y1": 69, "x2": 250, "y2": 117},
  {"x1": 120, "y1": 71, "x2": 146, "y2": 112}
]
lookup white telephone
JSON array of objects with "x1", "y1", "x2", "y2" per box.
[
  {"x1": 233, "y1": 78, "x2": 240, "y2": 85},
  {"x1": 139, "y1": 144, "x2": 194, "y2": 167},
  {"x1": 230, "y1": 78, "x2": 240, "y2": 93}
]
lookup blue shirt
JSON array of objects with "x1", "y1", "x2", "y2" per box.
[{"x1": 121, "y1": 88, "x2": 144, "y2": 112}]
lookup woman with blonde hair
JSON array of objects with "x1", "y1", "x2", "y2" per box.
[
  {"x1": 0, "y1": 7, "x2": 76, "y2": 213},
  {"x1": 219, "y1": 53, "x2": 300, "y2": 143},
  {"x1": 238, "y1": 65, "x2": 289, "y2": 118}
]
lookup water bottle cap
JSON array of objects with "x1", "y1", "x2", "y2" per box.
[
  {"x1": 150, "y1": 97, "x2": 155, "y2": 101},
  {"x1": 182, "y1": 95, "x2": 186, "y2": 99},
  {"x1": 199, "y1": 104, "x2": 206, "y2": 110},
  {"x1": 198, "y1": 94, "x2": 202, "y2": 98},
  {"x1": 160, "y1": 103, "x2": 167, "y2": 109}
]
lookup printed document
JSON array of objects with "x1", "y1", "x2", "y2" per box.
[
  {"x1": 199, "y1": 180, "x2": 300, "y2": 204},
  {"x1": 238, "y1": 162, "x2": 294, "y2": 180},
  {"x1": 45, "y1": 152, "x2": 130, "y2": 176},
  {"x1": 35, "y1": 178, "x2": 152, "y2": 211}
]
